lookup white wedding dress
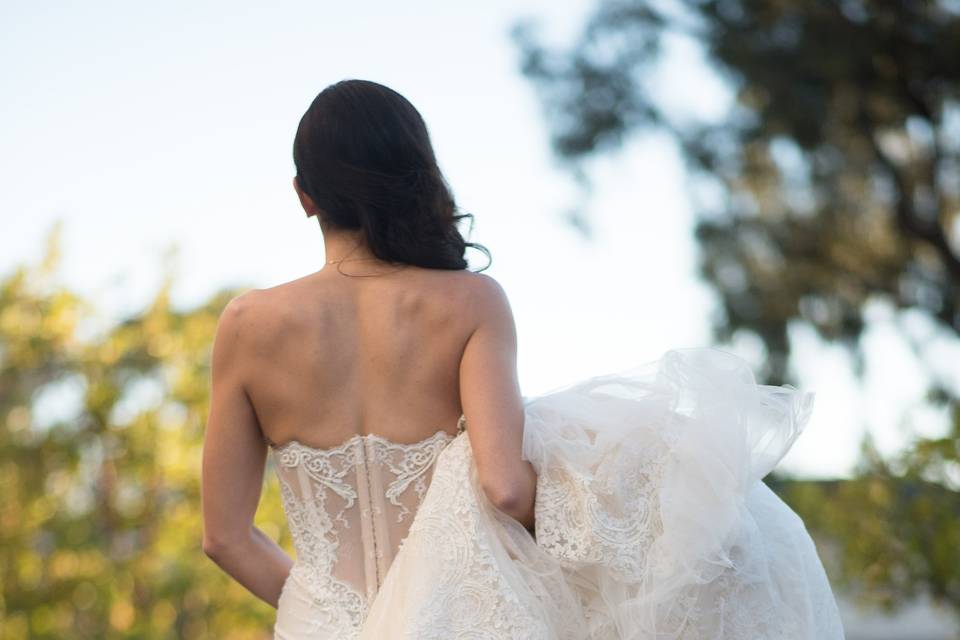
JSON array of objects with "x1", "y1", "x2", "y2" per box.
[{"x1": 270, "y1": 347, "x2": 845, "y2": 639}]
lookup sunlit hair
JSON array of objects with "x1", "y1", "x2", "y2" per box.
[{"x1": 293, "y1": 79, "x2": 490, "y2": 271}]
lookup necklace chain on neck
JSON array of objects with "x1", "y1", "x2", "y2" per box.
[
  {"x1": 324, "y1": 256, "x2": 407, "y2": 277},
  {"x1": 325, "y1": 242, "x2": 406, "y2": 275},
  {"x1": 325, "y1": 257, "x2": 381, "y2": 265}
]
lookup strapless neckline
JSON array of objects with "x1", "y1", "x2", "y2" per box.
[
  {"x1": 267, "y1": 413, "x2": 467, "y2": 453},
  {"x1": 269, "y1": 412, "x2": 468, "y2": 635}
]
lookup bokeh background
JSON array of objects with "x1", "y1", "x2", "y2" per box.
[{"x1": 2, "y1": 1, "x2": 958, "y2": 638}]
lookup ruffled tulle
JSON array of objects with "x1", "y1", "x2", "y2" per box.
[
  {"x1": 356, "y1": 347, "x2": 844, "y2": 639},
  {"x1": 520, "y1": 347, "x2": 839, "y2": 638}
]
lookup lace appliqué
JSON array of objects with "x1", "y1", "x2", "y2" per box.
[
  {"x1": 375, "y1": 434, "x2": 454, "y2": 523},
  {"x1": 272, "y1": 427, "x2": 458, "y2": 638},
  {"x1": 394, "y1": 435, "x2": 553, "y2": 639},
  {"x1": 533, "y1": 428, "x2": 676, "y2": 581}
]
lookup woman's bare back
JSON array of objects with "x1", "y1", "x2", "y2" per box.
[
  {"x1": 201, "y1": 81, "x2": 535, "y2": 626},
  {"x1": 233, "y1": 265, "x2": 483, "y2": 450}
]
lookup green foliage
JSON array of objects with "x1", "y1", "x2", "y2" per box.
[
  {"x1": 0, "y1": 228, "x2": 288, "y2": 638},
  {"x1": 778, "y1": 408, "x2": 960, "y2": 615}
]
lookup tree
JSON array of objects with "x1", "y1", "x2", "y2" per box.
[
  {"x1": 513, "y1": 0, "x2": 960, "y2": 385},
  {"x1": 0, "y1": 227, "x2": 287, "y2": 638},
  {"x1": 776, "y1": 407, "x2": 960, "y2": 618},
  {"x1": 513, "y1": 0, "x2": 960, "y2": 618}
]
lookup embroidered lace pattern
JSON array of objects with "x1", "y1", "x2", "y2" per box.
[
  {"x1": 270, "y1": 417, "x2": 464, "y2": 638},
  {"x1": 374, "y1": 433, "x2": 555, "y2": 639}
]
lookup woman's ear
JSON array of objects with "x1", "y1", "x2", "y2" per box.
[{"x1": 292, "y1": 176, "x2": 318, "y2": 218}]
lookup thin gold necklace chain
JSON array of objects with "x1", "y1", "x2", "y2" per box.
[
  {"x1": 325, "y1": 257, "x2": 382, "y2": 264},
  {"x1": 325, "y1": 256, "x2": 408, "y2": 277}
]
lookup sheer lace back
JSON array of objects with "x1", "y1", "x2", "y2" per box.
[{"x1": 269, "y1": 415, "x2": 467, "y2": 637}]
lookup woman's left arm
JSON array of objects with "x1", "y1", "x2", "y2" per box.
[{"x1": 201, "y1": 295, "x2": 292, "y2": 608}]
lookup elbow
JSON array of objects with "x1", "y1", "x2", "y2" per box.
[
  {"x1": 485, "y1": 484, "x2": 521, "y2": 512},
  {"x1": 479, "y1": 461, "x2": 538, "y2": 528},
  {"x1": 202, "y1": 535, "x2": 223, "y2": 560},
  {"x1": 482, "y1": 482, "x2": 533, "y2": 525},
  {"x1": 202, "y1": 531, "x2": 235, "y2": 561},
  {"x1": 203, "y1": 525, "x2": 255, "y2": 560}
]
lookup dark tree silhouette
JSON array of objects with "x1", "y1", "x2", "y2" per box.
[
  {"x1": 513, "y1": 0, "x2": 960, "y2": 386},
  {"x1": 513, "y1": 0, "x2": 960, "y2": 618}
]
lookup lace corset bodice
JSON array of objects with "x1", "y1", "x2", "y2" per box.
[{"x1": 270, "y1": 415, "x2": 466, "y2": 638}]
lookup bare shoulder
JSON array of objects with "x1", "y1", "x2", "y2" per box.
[
  {"x1": 245, "y1": 272, "x2": 324, "y2": 318},
  {"x1": 458, "y1": 269, "x2": 505, "y2": 293},
  {"x1": 216, "y1": 275, "x2": 311, "y2": 345},
  {"x1": 218, "y1": 280, "x2": 277, "y2": 321},
  {"x1": 454, "y1": 270, "x2": 514, "y2": 324},
  {"x1": 215, "y1": 288, "x2": 273, "y2": 348},
  {"x1": 250, "y1": 271, "x2": 319, "y2": 304}
]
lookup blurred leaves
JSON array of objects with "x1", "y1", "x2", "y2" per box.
[
  {"x1": 776, "y1": 403, "x2": 960, "y2": 615},
  {"x1": 0, "y1": 229, "x2": 287, "y2": 639}
]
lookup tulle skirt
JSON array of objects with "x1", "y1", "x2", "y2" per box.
[{"x1": 288, "y1": 347, "x2": 844, "y2": 639}]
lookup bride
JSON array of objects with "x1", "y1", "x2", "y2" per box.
[{"x1": 201, "y1": 79, "x2": 845, "y2": 639}]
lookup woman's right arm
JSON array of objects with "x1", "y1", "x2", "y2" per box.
[{"x1": 459, "y1": 274, "x2": 537, "y2": 530}]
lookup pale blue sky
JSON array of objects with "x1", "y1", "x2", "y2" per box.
[{"x1": 3, "y1": 1, "x2": 952, "y2": 478}]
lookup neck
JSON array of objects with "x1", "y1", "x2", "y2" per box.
[{"x1": 321, "y1": 226, "x2": 379, "y2": 264}]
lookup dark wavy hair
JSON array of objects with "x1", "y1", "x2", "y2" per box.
[{"x1": 293, "y1": 79, "x2": 490, "y2": 271}]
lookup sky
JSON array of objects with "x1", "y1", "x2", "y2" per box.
[{"x1": 2, "y1": 0, "x2": 953, "y2": 479}]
